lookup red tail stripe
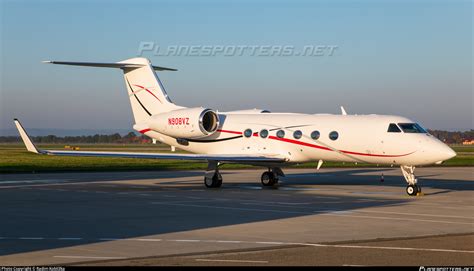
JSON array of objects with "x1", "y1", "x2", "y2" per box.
[{"x1": 133, "y1": 84, "x2": 162, "y2": 104}]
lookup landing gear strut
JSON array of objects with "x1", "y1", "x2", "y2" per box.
[
  {"x1": 261, "y1": 167, "x2": 285, "y2": 187},
  {"x1": 401, "y1": 165, "x2": 421, "y2": 196},
  {"x1": 204, "y1": 161, "x2": 222, "y2": 188}
]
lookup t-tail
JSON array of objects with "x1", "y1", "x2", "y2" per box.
[{"x1": 43, "y1": 57, "x2": 183, "y2": 123}]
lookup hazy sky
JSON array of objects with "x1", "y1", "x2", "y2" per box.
[{"x1": 1, "y1": 0, "x2": 472, "y2": 133}]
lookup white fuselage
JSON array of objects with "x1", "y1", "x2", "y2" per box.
[
  {"x1": 137, "y1": 112, "x2": 456, "y2": 166},
  {"x1": 36, "y1": 57, "x2": 457, "y2": 194}
]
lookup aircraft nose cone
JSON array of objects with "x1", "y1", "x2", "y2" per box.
[
  {"x1": 443, "y1": 146, "x2": 457, "y2": 160},
  {"x1": 435, "y1": 143, "x2": 456, "y2": 162}
]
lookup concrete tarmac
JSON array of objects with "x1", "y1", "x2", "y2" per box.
[{"x1": 0, "y1": 167, "x2": 472, "y2": 266}]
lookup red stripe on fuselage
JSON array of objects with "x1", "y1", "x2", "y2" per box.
[
  {"x1": 218, "y1": 130, "x2": 412, "y2": 158},
  {"x1": 139, "y1": 128, "x2": 151, "y2": 134},
  {"x1": 133, "y1": 84, "x2": 162, "y2": 103}
]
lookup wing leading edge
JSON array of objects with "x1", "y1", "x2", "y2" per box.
[{"x1": 13, "y1": 119, "x2": 286, "y2": 164}]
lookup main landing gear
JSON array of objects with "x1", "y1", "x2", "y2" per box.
[
  {"x1": 204, "y1": 171, "x2": 222, "y2": 188},
  {"x1": 203, "y1": 162, "x2": 285, "y2": 189},
  {"x1": 261, "y1": 168, "x2": 285, "y2": 187},
  {"x1": 204, "y1": 161, "x2": 222, "y2": 188},
  {"x1": 401, "y1": 165, "x2": 421, "y2": 196}
]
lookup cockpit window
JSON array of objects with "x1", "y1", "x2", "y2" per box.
[
  {"x1": 387, "y1": 123, "x2": 401, "y2": 133},
  {"x1": 398, "y1": 123, "x2": 427, "y2": 133}
]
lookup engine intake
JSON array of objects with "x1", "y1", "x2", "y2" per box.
[
  {"x1": 148, "y1": 107, "x2": 220, "y2": 139},
  {"x1": 199, "y1": 109, "x2": 219, "y2": 134}
]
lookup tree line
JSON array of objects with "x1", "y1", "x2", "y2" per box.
[
  {"x1": 428, "y1": 130, "x2": 473, "y2": 144},
  {"x1": 0, "y1": 130, "x2": 472, "y2": 144},
  {"x1": 0, "y1": 132, "x2": 152, "y2": 144}
]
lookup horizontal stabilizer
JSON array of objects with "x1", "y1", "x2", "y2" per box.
[{"x1": 43, "y1": 61, "x2": 177, "y2": 71}]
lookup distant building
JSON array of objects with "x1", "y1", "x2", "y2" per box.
[{"x1": 462, "y1": 139, "x2": 474, "y2": 145}]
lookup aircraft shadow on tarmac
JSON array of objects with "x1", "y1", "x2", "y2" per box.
[
  {"x1": 153, "y1": 168, "x2": 474, "y2": 193},
  {"x1": 0, "y1": 168, "x2": 472, "y2": 256},
  {"x1": 278, "y1": 168, "x2": 474, "y2": 192}
]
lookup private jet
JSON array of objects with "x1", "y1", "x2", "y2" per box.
[{"x1": 14, "y1": 57, "x2": 456, "y2": 196}]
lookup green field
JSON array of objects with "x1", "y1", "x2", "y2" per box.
[{"x1": 0, "y1": 144, "x2": 472, "y2": 173}]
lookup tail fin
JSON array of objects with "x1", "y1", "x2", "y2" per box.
[{"x1": 44, "y1": 57, "x2": 182, "y2": 123}]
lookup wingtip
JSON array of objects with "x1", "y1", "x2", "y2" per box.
[
  {"x1": 14, "y1": 119, "x2": 40, "y2": 154},
  {"x1": 42, "y1": 60, "x2": 53, "y2": 64}
]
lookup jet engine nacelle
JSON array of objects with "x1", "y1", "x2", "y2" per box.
[{"x1": 148, "y1": 107, "x2": 219, "y2": 139}]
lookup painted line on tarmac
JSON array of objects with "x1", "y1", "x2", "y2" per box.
[
  {"x1": 320, "y1": 212, "x2": 474, "y2": 225},
  {"x1": 255, "y1": 241, "x2": 286, "y2": 245},
  {"x1": 132, "y1": 238, "x2": 162, "y2": 242},
  {"x1": 213, "y1": 240, "x2": 242, "y2": 244},
  {"x1": 196, "y1": 259, "x2": 268, "y2": 264},
  {"x1": 356, "y1": 209, "x2": 474, "y2": 220},
  {"x1": 238, "y1": 186, "x2": 262, "y2": 190},
  {"x1": 410, "y1": 202, "x2": 474, "y2": 210},
  {"x1": 148, "y1": 201, "x2": 473, "y2": 225},
  {"x1": 54, "y1": 256, "x2": 125, "y2": 260},
  {"x1": 150, "y1": 202, "x2": 309, "y2": 215},
  {"x1": 3, "y1": 236, "x2": 474, "y2": 254},
  {"x1": 303, "y1": 243, "x2": 474, "y2": 254},
  {"x1": 0, "y1": 179, "x2": 69, "y2": 184},
  {"x1": 151, "y1": 199, "x2": 217, "y2": 205}
]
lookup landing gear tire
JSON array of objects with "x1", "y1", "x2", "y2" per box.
[
  {"x1": 401, "y1": 165, "x2": 421, "y2": 196},
  {"x1": 261, "y1": 171, "x2": 278, "y2": 187},
  {"x1": 406, "y1": 185, "x2": 419, "y2": 196},
  {"x1": 204, "y1": 172, "x2": 222, "y2": 188}
]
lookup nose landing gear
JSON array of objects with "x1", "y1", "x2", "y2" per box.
[
  {"x1": 401, "y1": 165, "x2": 422, "y2": 196},
  {"x1": 406, "y1": 184, "x2": 421, "y2": 196}
]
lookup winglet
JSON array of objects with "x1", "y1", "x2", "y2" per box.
[
  {"x1": 13, "y1": 119, "x2": 39, "y2": 154},
  {"x1": 340, "y1": 106, "x2": 347, "y2": 115}
]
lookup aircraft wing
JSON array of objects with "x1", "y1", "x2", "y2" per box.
[{"x1": 14, "y1": 119, "x2": 285, "y2": 163}]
